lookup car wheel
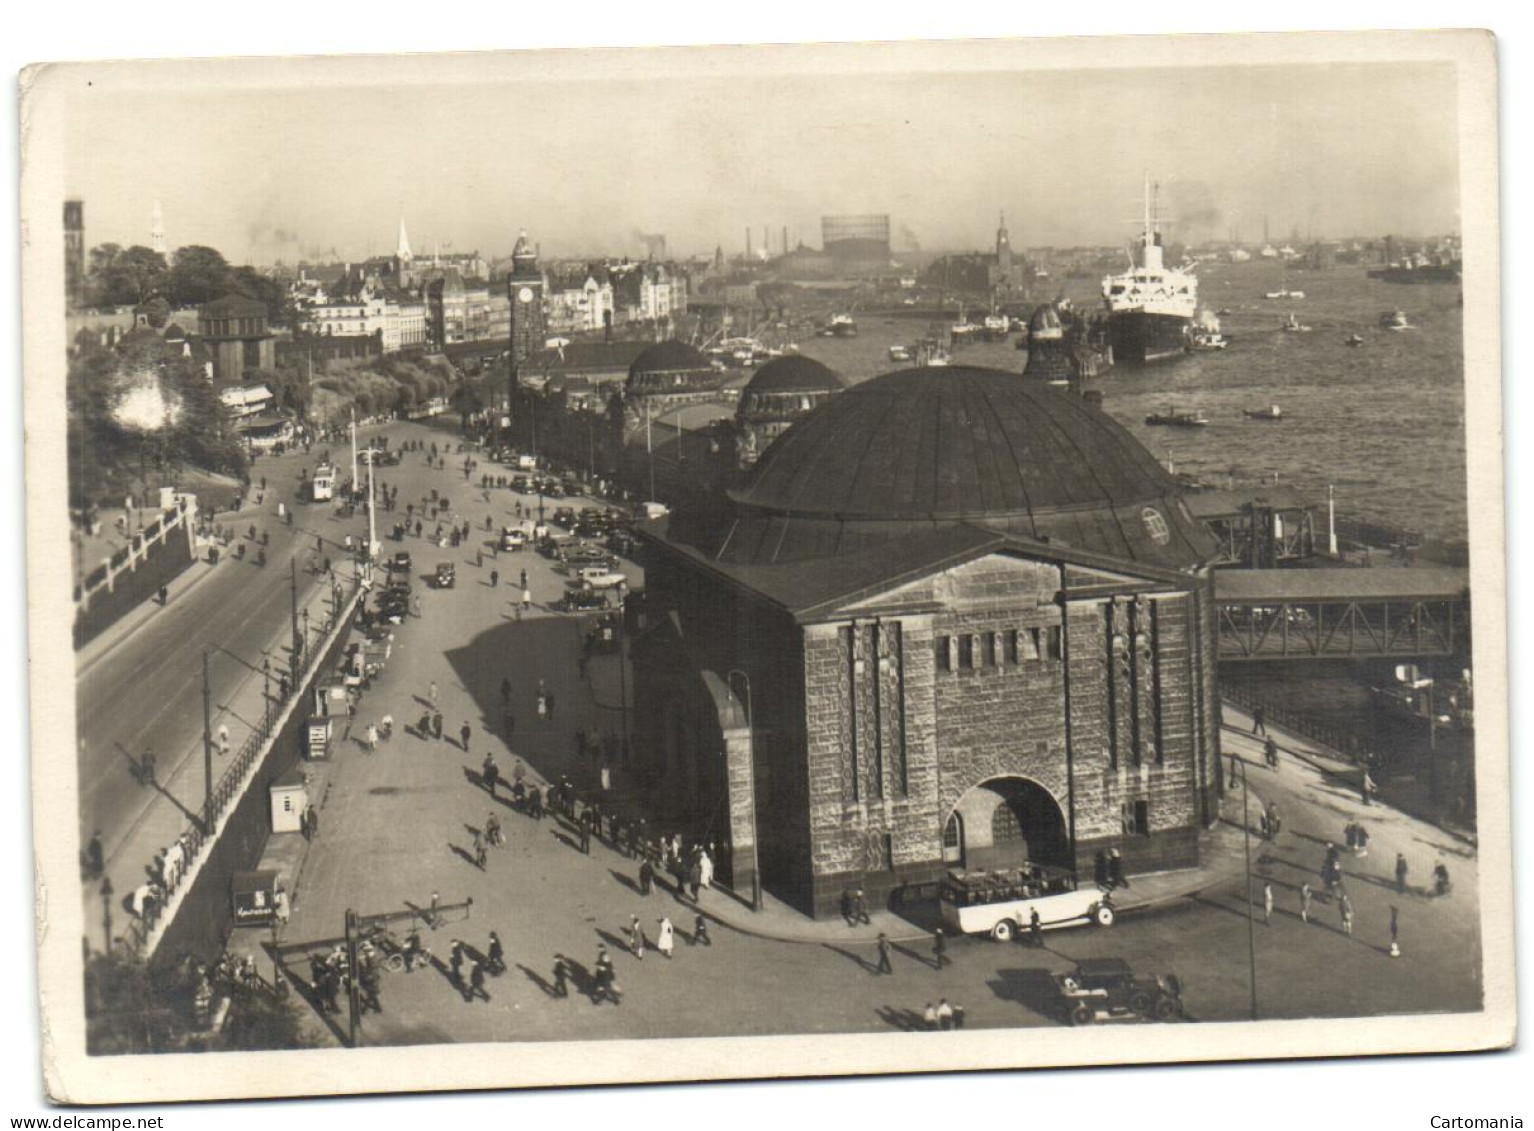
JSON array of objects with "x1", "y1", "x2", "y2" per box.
[
  {"x1": 1070, "y1": 1003, "x2": 1094, "y2": 1027},
  {"x1": 1154, "y1": 995, "x2": 1180, "y2": 1021},
  {"x1": 1128, "y1": 990, "x2": 1152, "y2": 1015},
  {"x1": 991, "y1": 919, "x2": 1015, "y2": 943},
  {"x1": 1094, "y1": 903, "x2": 1116, "y2": 927}
]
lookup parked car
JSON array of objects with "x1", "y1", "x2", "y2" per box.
[
  {"x1": 552, "y1": 507, "x2": 578, "y2": 528},
  {"x1": 501, "y1": 528, "x2": 529, "y2": 551},
  {"x1": 434, "y1": 562, "x2": 456, "y2": 589},
  {"x1": 557, "y1": 588, "x2": 610, "y2": 613},
  {"x1": 939, "y1": 866, "x2": 1114, "y2": 941},
  {"x1": 1054, "y1": 959, "x2": 1184, "y2": 1025},
  {"x1": 575, "y1": 566, "x2": 628, "y2": 590},
  {"x1": 389, "y1": 551, "x2": 412, "y2": 574}
]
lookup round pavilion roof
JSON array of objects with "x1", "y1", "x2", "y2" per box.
[{"x1": 744, "y1": 355, "x2": 845, "y2": 395}]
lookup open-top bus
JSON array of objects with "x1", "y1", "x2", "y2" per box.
[{"x1": 939, "y1": 863, "x2": 1115, "y2": 942}]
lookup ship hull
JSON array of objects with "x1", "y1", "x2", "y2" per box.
[{"x1": 1106, "y1": 310, "x2": 1190, "y2": 364}]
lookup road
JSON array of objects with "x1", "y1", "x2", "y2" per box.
[
  {"x1": 265, "y1": 421, "x2": 1482, "y2": 1045},
  {"x1": 75, "y1": 426, "x2": 416, "y2": 946}
]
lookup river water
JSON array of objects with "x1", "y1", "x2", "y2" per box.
[{"x1": 791, "y1": 260, "x2": 1468, "y2": 544}]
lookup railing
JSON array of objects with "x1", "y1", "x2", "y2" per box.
[
  {"x1": 1219, "y1": 680, "x2": 1369, "y2": 760},
  {"x1": 76, "y1": 498, "x2": 195, "y2": 609},
  {"x1": 114, "y1": 572, "x2": 365, "y2": 963}
]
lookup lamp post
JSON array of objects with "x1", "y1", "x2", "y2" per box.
[
  {"x1": 263, "y1": 656, "x2": 272, "y2": 735},
  {"x1": 290, "y1": 557, "x2": 300, "y2": 660},
  {"x1": 201, "y1": 648, "x2": 214, "y2": 831},
  {"x1": 302, "y1": 608, "x2": 311, "y2": 658},
  {"x1": 100, "y1": 876, "x2": 114, "y2": 955},
  {"x1": 1233, "y1": 755, "x2": 1259, "y2": 1020},
  {"x1": 725, "y1": 668, "x2": 763, "y2": 912}
]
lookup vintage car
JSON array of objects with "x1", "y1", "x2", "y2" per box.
[
  {"x1": 1055, "y1": 958, "x2": 1184, "y2": 1025},
  {"x1": 389, "y1": 550, "x2": 412, "y2": 574},
  {"x1": 433, "y1": 562, "x2": 456, "y2": 589},
  {"x1": 939, "y1": 866, "x2": 1114, "y2": 941},
  {"x1": 500, "y1": 527, "x2": 529, "y2": 551},
  {"x1": 557, "y1": 588, "x2": 611, "y2": 613},
  {"x1": 574, "y1": 566, "x2": 628, "y2": 590}
]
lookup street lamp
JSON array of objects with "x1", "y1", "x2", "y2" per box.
[
  {"x1": 100, "y1": 876, "x2": 114, "y2": 956},
  {"x1": 725, "y1": 668, "x2": 763, "y2": 912},
  {"x1": 263, "y1": 656, "x2": 272, "y2": 735},
  {"x1": 1231, "y1": 755, "x2": 1259, "y2": 1021}
]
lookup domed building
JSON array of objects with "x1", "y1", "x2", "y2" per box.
[
  {"x1": 734, "y1": 355, "x2": 846, "y2": 466},
  {"x1": 1022, "y1": 301, "x2": 1113, "y2": 385},
  {"x1": 633, "y1": 366, "x2": 1223, "y2": 919}
]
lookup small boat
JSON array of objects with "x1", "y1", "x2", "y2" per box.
[
  {"x1": 888, "y1": 344, "x2": 912, "y2": 362},
  {"x1": 827, "y1": 313, "x2": 858, "y2": 338},
  {"x1": 1242, "y1": 404, "x2": 1284, "y2": 421},
  {"x1": 1345, "y1": 333, "x2": 1366, "y2": 347},
  {"x1": 1379, "y1": 310, "x2": 1414, "y2": 331},
  {"x1": 1280, "y1": 313, "x2": 1312, "y2": 333},
  {"x1": 1215, "y1": 308, "x2": 1234, "y2": 317},
  {"x1": 1145, "y1": 407, "x2": 1210, "y2": 428},
  {"x1": 981, "y1": 314, "x2": 1010, "y2": 341},
  {"x1": 1264, "y1": 289, "x2": 1292, "y2": 300},
  {"x1": 1187, "y1": 329, "x2": 1229, "y2": 351}
]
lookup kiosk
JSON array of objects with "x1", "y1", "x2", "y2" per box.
[
  {"x1": 231, "y1": 870, "x2": 280, "y2": 927},
  {"x1": 268, "y1": 769, "x2": 308, "y2": 833}
]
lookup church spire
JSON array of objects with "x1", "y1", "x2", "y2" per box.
[{"x1": 397, "y1": 216, "x2": 413, "y2": 262}]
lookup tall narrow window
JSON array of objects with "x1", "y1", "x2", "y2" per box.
[
  {"x1": 983, "y1": 631, "x2": 997, "y2": 668},
  {"x1": 1046, "y1": 625, "x2": 1063, "y2": 660},
  {"x1": 937, "y1": 636, "x2": 952, "y2": 672},
  {"x1": 958, "y1": 635, "x2": 974, "y2": 669}
]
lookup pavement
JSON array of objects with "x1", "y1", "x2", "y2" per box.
[{"x1": 246, "y1": 426, "x2": 1483, "y2": 1045}]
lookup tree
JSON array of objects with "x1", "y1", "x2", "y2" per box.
[
  {"x1": 137, "y1": 295, "x2": 172, "y2": 329},
  {"x1": 167, "y1": 245, "x2": 234, "y2": 308},
  {"x1": 111, "y1": 246, "x2": 170, "y2": 305}
]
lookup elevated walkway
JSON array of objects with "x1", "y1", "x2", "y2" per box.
[{"x1": 1214, "y1": 567, "x2": 1468, "y2": 660}]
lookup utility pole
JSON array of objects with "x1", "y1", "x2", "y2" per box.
[
  {"x1": 350, "y1": 409, "x2": 359, "y2": 499},
  {"x1": 202, "y1": 648, "x2": 214, "y2": 831},
  {"x1": 290, "y1": 557, "x2": 301, "y2": 661},
  {"x1": 1238, "y1": 757, "x2": 1259, "y2": 1020},
  {"x1": 366, "y1": 449, "x2": 378, "y2": 571}
]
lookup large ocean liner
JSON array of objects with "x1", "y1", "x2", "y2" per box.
[{"x1": 1101, "y1": 180, "x2": 1197, "y2": 364}]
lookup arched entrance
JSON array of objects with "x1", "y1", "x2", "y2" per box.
[{"x1": 945, "y1": 777, "x2": 1069, "y2": 872}]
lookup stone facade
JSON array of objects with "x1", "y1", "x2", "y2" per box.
[{"x1": 635, "y1": 541, "x2": 1219, "y2": 919}]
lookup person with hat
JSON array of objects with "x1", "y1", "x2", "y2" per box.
[{"x1": 656, "y1": 916, "x2": 675, "y2": 959}]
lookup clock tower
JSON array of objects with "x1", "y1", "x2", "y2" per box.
[{"x1": 508, "y1": 229, "x2": 545, "y2": 377}]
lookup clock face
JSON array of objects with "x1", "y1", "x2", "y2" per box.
[{"x1": 518, "y1": 286, "x2": 534, "y2": 304}]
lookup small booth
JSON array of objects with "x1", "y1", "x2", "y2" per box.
[
  {"x1": 231, "y1": 869, "x2": 280, "y2": 927},
  {"x1": 305, "y1": 716, "x2": 333, "y2": 761},
  {"x1": 268, "y1": 769, "x2": 308, "y2": 833},
  {"x1": 315, "y1": 682, "x2": 350, "y2": 718}
]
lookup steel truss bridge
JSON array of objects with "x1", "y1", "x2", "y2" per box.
[{"x1": 1213, "y1": 567, "x2": 1469, "y2": 661}]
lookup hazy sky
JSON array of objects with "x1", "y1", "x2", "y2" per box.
[{"x1": 62, "y1": 57, "x2": 1460, "y2": 264}]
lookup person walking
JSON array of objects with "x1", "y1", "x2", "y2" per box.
[
  {"x1": 490, "y1": 569, "x2": 499, "y2": 588},
  {"x1": 688, "y1": 857, "x2": 703, "y2": 901},
  {"x1": 693, "y1": 913, "x2": 711, "y2": 947},
  {"x1": 579, "y1": 812, "x2": 592, "y2": 855},
  {"x1": 429, "y1": 681, "x2": 439, "y2": 706},
  {"x1": 552, "y1": 954, "x2": 570, "y2": 998},
  {"x1": 932, "y1": 929, "x2": 948, "y2": 969},
  {"x1": 1395, "y1": 852, "x2": 1409, "y2": 895},
  {"x1": 1029, "y1": 907, "x2": 1044, "y2": 949},
  {"x1": 936, "y1": 998, "x2": 955, "y2": 1031},
  {"x1": 449, "y1": 939, "x2": 465, "y2": 987},
  {"x1": 639, "y1": 857, "x2": 655, "y2": 896},
  {"x1": 486, "y1": 812, "x2": 502, "y2": 848},
  {"x1": 923, "y1": 1003, "x2": 938, "y2": 1031},
  {"x1": 1263, "y1": 882, "x2": 1274, "y2": 926},
  {"x1": 521, "y1": 587, "x2": 532, "y2": 613},
  {"x1": 853, "y1": 887, "x2": 871, "y2": 925},
  {"x1": 1251, "y1": 704, "x2": 1267, "y2": 735},
  {"x1": 1108, "y1": 848, "x2": 1128, "y2": 889},
  {"x1": 473, "y1": 832, "x2": 488, "y2": 871},
  {"x1": 1264, "y1": 735, "x2": 1279, "y2": 768},
  {"x1": 468, "y1": 959, "x2": 489, "y2": 1003},
  {"x1": 1340, "y1": 893, "x2": 1355, "y2": 937},
  {"x1": 629, "y1": 914, "x2": 647, "y2": 961},
  {"x1": 460, "y1": 722, "x2": 472, "y2": 751},
  {"x1": 482, "y1": 753, "x2": 500, "y2": 798},
  {"x1": 217, "y1": 723, "x2": 230, "y2": 757},
  {"x1": 1389, "y1": 905, "x2": 1401, "y2": 957},
  {"x1": 875, "y1": 932, "x2": 893, "y2": 975},
  {"x1": 594, "y1": 946, "x2": 620, "y2": 1005},
  {"x1": 364, "y1": 723, "x2": 378, "y2": 753},
  {"x1": 1300, "y1": 883, "x2": 1313, "y2": 924},
  {"x1": 657, "y1": 917, "x2": 675, "y2": 959},
  {"x1": 432, "y1": 711, "x2": 444, "y2": 740}
]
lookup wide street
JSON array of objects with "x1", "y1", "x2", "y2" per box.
[{"x1": 259, "y1": 418, "x2": 1483, "y2": 1046}]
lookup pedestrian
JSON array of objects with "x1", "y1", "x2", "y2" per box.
[
  {"x1": 306, "y1": 805, "x2": 319, "y2": 840},
  {"x1": 1093, "y1": 851, "x2": 1109, "y2": 888},
  {"x1": 1340, "y1": 894, "x2": 1354, "y2": 936},
  {"x1": 460, "y1": 722, "x2": 472, "y2": 750},
  {"x1": 629, "y1": 914, "x2": 647, "y2": 960},
  {"x1": 952, "y1": 1002, "x2": 966, "y2": 1030},
  {"x1": 482, "y1": 753, "x2": 500, "y2": 797},
  {"x1": 486, "y1": 812, "x2": 502, "y2": 847},
  {"x1": 688, "y1": 857, "x2": 702, "y2": 901},
  {"x1": 552, "y1": 954, "x2": 569, "y2": 998},
  {"x1": 875, "y1": 932, "x2": 893, "y2": 975},
  {"x1": 1300, "y1": 883, "x2": 1313, "y2": 923},
  {"x1": 639, "y1": 857, "x2": 655, "y2": 896},
  {"x1": 693, "y1": 913, "x2": 711, "y2": 947},
  {"x1": 365, "y1": 723, "x2": 378, "y2": 752},
  {"x1": 473, "y1": 833, "x2": 488, "y2": 871},
  {"x1": 1345, "y1": 822, "x2": 1357, "y2": 852},
  {"x1": 1389, "y1": 905, "x2": 1401, "y2": 957},
  {"x1": 936, "y1": 998, "x2": 954, "y2": 1031},
  {"x1": 529, "y1": 786, "x2": 544, "y2": 820},
  {"x1": 450, "y1": 939, "x2": 465, "y2": 985},
  {"x1": 1029, "y1": 907, "x2": 1044, "y2": 949},
  {"x1": 1252, "y1": 704, "x2": 1266, "y2": 735},
  {"x1": 217, "y1": 723, "x2": 230, "y2": 756},
  {"x1": 519, "y1": 568, "x2": 529, "y2": 590},
  {"x1": 1108, "y1": 848, "x2": 1128, "y2": 889},
  {"x1": 923, "y1": 1003, "x2": 938, "y2": 1031},
  {"x1": 429, "y1": 681, "x2": 439, "y2": 705},
  {"x1": 1356, "y1": 824, "x2": 1371, "y2": 856},
  {"x1": 469, "y1": 959, "x2": 489, "y2": 1003},
  {"x1": 1395, "y1": 852, "x2": 1409, "y2": 895},
  {"x1": 546, "y1": 691, "x2": 556, "y2": 722},
  {"x1": 657, "y1": 917, "x2": 675, "y2": 959},
  {"x1": 432, "y1": 711, "x2": 444, "y2": 739},
  {"x1": 1267, "y1": 802, "x2": 1282, "y2": 839},
  {"x1": 933, "y1": 929, "x2": 948, "y2": 969},
  {"x1": 1264, "y1": 735, "x2": 1279, "y2": 768},
  {"x1": 86, "y1": 831, "x2": 104, "y2": 878},
  {"x1": 1361, "y1": 769, "x2": 1375, "y2": 806},
  {"x1": 854, "y1": 887, "x2": 871, "y2": 925},
  {"x1": 521, "y1": 587, "x2": 532, "y2": 612},
  {"x1": 490, "y1": 569, "x2": 499, "y2": 588},
  {"x1": 1263, "y1": 882, "x2": 1274, "y2": 925},
  {"x1": 579, "y1": 812, "x2": 592, "y2": 855},
  {"x1": 594, "y1": 946, "x2": 619, "y2": 1005}
]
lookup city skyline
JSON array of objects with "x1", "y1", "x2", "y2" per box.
[{"x1": 61, "y1": 55, "x2": 1460, "y2": 265}]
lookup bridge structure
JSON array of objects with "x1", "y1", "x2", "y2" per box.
[{"x1": 1213, "y1": 566, "x2": 1469, "y2": 661}]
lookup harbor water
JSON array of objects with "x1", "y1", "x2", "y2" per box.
[{"x1": 793, "y1": 260, "x2": 1468, "y2": 544}]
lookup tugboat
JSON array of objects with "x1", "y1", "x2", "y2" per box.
[
  {"x1": 1379, "y1": 310, "x2": 1414, "y2": 331},
  {"x1": 1101, "y1": 176, "x2": 1198, "y2": 364},
  {"x1": 1145, "y1": 407, "x2": 1210, "y2": 428},
  {"x1": 1281, "y1": 313, "x2": 1312, "y2": 333},
  {"x1": 1242, "y1": 404, "x2": 1284, "y2": 421},
  {"x1": 827, "y1": 313, "x2": 858, "y2": 338}
]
